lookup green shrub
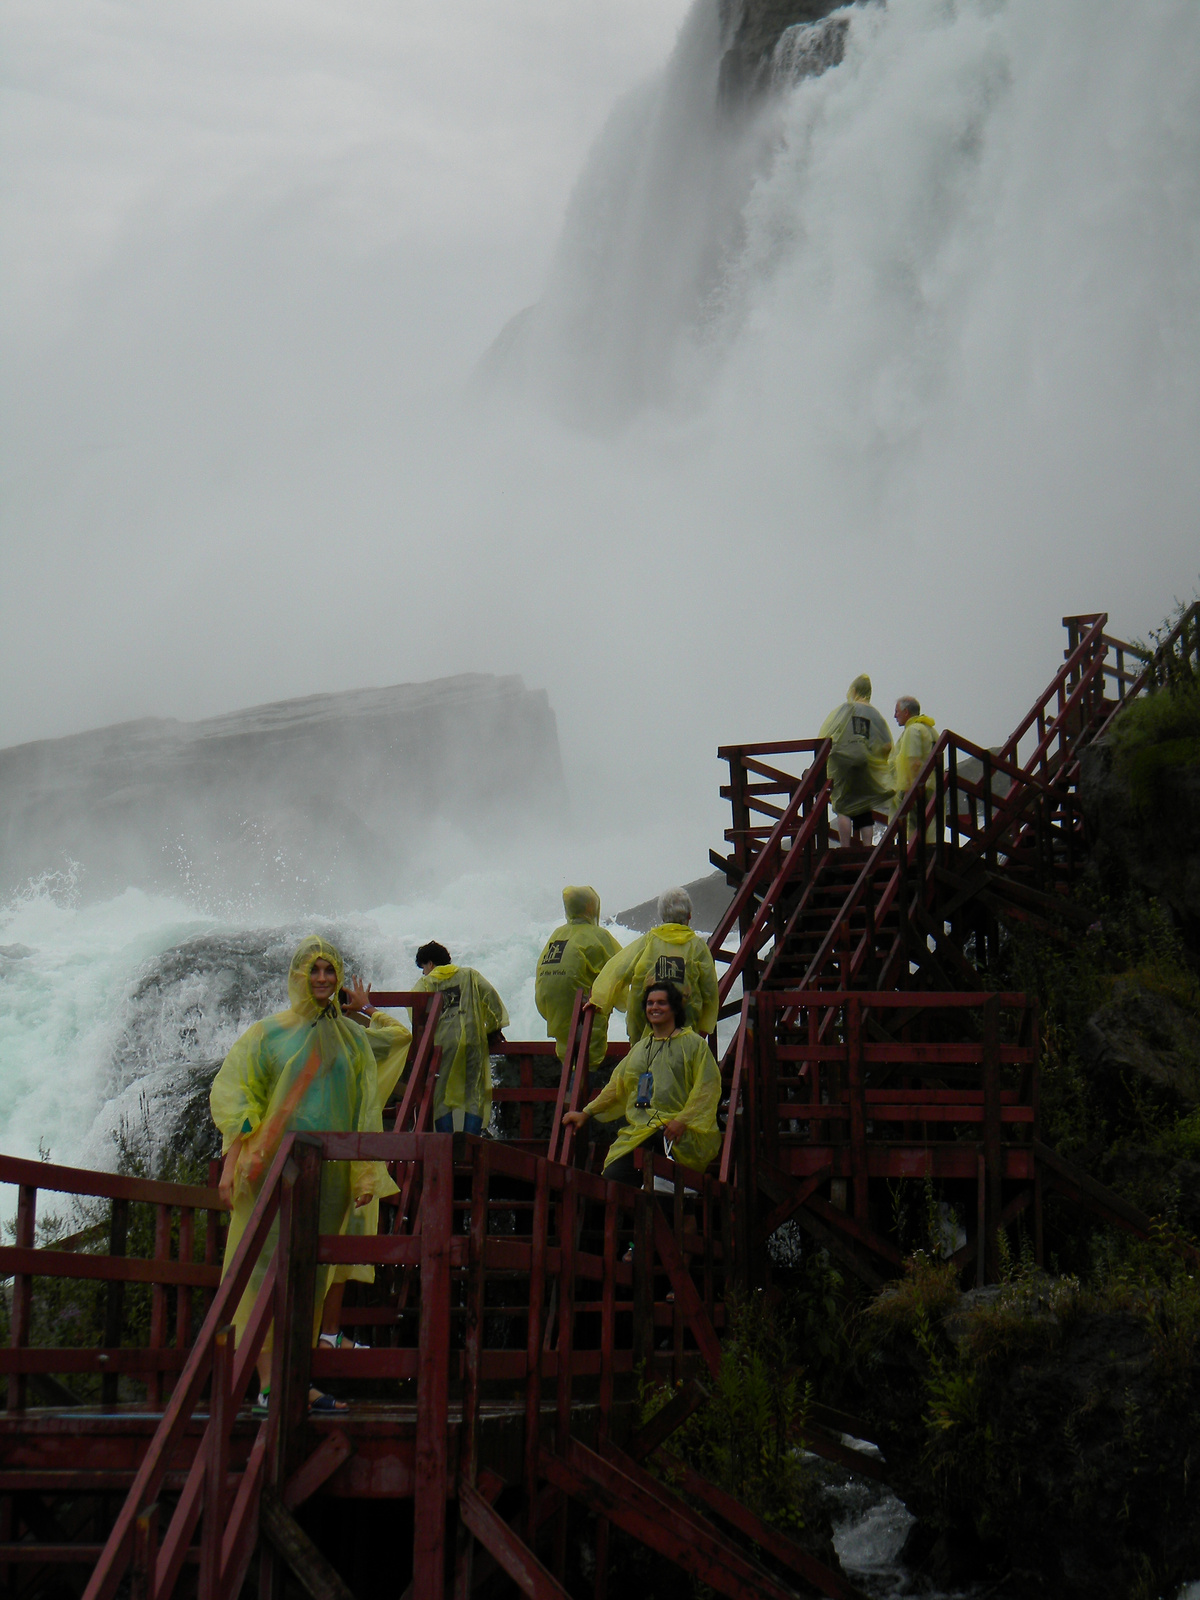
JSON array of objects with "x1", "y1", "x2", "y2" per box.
[
  {"x1": 866, "y1": 1252, "x2": 959, "y2": 1339},
  {"x1": 639, "y1": 1291, "x2": 826, "y2": 1538}
]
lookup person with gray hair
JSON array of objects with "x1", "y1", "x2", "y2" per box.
[
  {"x1": 590, "y1": 886, "x2": 719, "y2": 1045},
  {"x1": 890, "y1": 696, "x2": 938, "y2": 835},
  {"x1": 657, "y1": 885, "x2": 693, "y2": 925}
]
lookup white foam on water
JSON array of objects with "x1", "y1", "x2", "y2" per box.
[{"x1": 0, "y1": 869, "x2": 640, "y2": 1173}]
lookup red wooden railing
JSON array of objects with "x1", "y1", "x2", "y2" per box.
[
  {"x1": 66, "y1": 1129, "x2": 742, "y2": 1599},
  {"x1": 0, "y1": 1155, "x2": 224, "y2": 1411}
]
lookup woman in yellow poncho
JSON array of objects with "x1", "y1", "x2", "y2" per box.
[
  {"x1": 210, "y1": 935, "x2": 404, "y2": 1409},
  {"x1": 590, "y1": 885, "x2": 718, "y2": 1045},
  {"x1": 320, "y1": 974, "x2": 411, "y2": 1349},
  {"x1": 819, "y1": 674, "x2": 894, "y2": 847},
  {"x1": 562, "y1": 979, "x2": 721, "y2": 1184}
]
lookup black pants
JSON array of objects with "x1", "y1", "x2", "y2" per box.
[{"x1": 603, "y1": 1132, "x2": 667, "y2": 1190}]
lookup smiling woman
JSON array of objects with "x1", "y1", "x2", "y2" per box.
[{"x1": 208, "y1": 933, "x2": 409, "y2": 1408}]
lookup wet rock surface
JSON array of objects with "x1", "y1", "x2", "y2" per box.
[
  {"x1": 1081, "y1": 735, "x2": 1200, "y2": 949},
  {"x1": 861, "y1": 1295, "x2": 1200, "y2": 1599},
  {"x1": 1081, "y1": 975, "x2": 1200, "y2": 1111},
  {"x1": 100, "y1": 926, "x2": 377, "y2": 1169},
  {"x1": 615, "y1": 870, "x2": 733, "y2": 934},
  {"x1": 718, "y1": 0, "x2": 855, "y2": 101},
  {"x1": 0, "y1": 673, "x2": 566, "y2": 913}
]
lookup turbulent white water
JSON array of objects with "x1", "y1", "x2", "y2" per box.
[{"x1": 0, "y1": 870, "x2": 631, "y2": 1172}]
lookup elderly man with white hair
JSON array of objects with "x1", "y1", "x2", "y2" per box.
[
  {"x1": 590, "y1": 886, "x2": 719, "y2": 1045},
  {"x1": 889, "y1": 695, "x2": 938, "y2": 837}
]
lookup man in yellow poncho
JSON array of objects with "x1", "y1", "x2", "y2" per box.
[
  {"x1": 819, "y1": 674, "x2": 894, "y2": 847},
  {"x1": 535, "y1": 885, "x2": 622, "y2": 1069},
  {"x1": 590, "y1": 886, "x2": 719, "y2": 1046},
  {"x1": 413, "y1": 943, "x2": 509, "y2": 1134},
  {"x1": 889, "y1": 696, "x2": 938, "y2": 838},
  {"x1": 562, "y1": 980, "x2": 721, "y2": 1184},
  {"x1": 209, "y1": 936, "x2": 406, "y2": 1410}
]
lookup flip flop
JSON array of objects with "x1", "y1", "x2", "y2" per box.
[
  {"x1": 318, "y1": 1332, "x2": 365, "y2": 1351},
  {"x1": 309, "y1": 1390, "x2": 349, "y2": 1413},
  {"x1": 251, "y1": 1389, "x2": 270, "y2": 1417}
]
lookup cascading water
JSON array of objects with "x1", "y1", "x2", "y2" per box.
[{"x1": 494, "y1": 0, "x2": 1200, "y2": 550}]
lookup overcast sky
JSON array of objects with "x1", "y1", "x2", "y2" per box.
[
  {"x1": 3, "y1": 0, "x2": 1197, "y2": 865},
  {"x1": 0, "y1": 0, "x2": 689, "y2": 732}
]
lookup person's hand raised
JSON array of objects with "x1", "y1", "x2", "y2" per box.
[{"x1": 343, "y1": 974, "x2": 371, "y2": 1014}]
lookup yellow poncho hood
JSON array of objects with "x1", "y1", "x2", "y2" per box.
[
  {"x1": 562, "y1": 885, "x2": 601, "y2": 922},
  {"x1": 286, "y1": 935, "x2": 345, "y2": 1022},
  {"x1": 536, "y1": 894, "x2": 622, "y2": 1066}
]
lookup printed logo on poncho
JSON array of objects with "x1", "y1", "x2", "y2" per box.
[
  {"x1": 654, "y1": 956, "x2": 686, "y2": 985},
  {"x1": 851, "y1": 715, "x2": 872, "y2": 739},
  {"x1": 542, "y1": 940, "x2": 568, "y2": 967},
  {"x1": 436, "y1": 985, "x2": 461, "y2": 1015}
]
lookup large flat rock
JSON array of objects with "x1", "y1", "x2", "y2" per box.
[{"x1": 0, "y1": 674, "x2": 565, "y2": 910}]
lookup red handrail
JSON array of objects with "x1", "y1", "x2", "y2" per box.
[{"x1": 83, "y1": 1134, "x2": 300, "y2": 1600}]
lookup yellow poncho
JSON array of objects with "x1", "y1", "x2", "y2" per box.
[
  {"x1": 412, "y1": 964, "x2": 509, "y2": 1125},
  {"x1": 819, "y1": 695, "x2": 894, "y2": 819},
  {"x1": 590, "y1": 923, "x2": 719, "y2": 1045},
  {"x1": 331, "y1": 1007, "x2": 412, "y2": 1286},
  {"x1": 209, "y1": 936, "x2": 401, "y2": 1350},
  {"x1": 889, "y1": 714, "x2": 938, "y2": 828},
  {"x1": 535, "y1": 886, "x2": 623, "y2": 1067},
  {"x1": 583, "y1": 1027, "x2": 721, "y2": 1175}
]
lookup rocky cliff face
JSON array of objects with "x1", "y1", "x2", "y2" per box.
[
  {"x1": 718, "y1": 0, "x2": 856, "y2": 103},
  {"x1": 0, "y1": 674, "x2": 565, "y2": 911},
  {"x1": 1081, "y1": 735, "x2": 1200, "y2": 950}
]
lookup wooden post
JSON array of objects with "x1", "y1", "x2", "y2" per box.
[
  {"x1": 672, "y1": 1169, "x2": 685, "y2": 1386},
  {"x1": 7, "y1": 1183, "x2": 36, "y2": 1412},
  {"x1": 982, "y1": 996, "x2": 1002, "y2": 1281},
  {"x1": 148, "y1": 1204, "x2": 171, "y2": 1409},
  {"x1": 103, "y1": 1196, "x2": 128, "y2": 1409},
  {"x1": 413, "y1": 1137, "x2": 452, "y2": 1600},
  {"x1": 634, "y1": 1163, "x2": 655, "y2": 1377},
  {"x1": 197, "y1": 1326, "x2": 233, "y2": 1600},
  {"x1": 454, "y1": 1144, "x2": 490, "y2": 1600},
  {"x1": 976, "y1": 1150, "x2": 987, "y2": 1289},
  {"x1": 702, "y1": 1175, "x2": 714, "y2": 1324},
  {"x1": 129, "y1": 1501, "x2": 159, "y2": 1600},
  {"x1": 523, "y1": 1159, "x2": 550, "y2": 1542},
  {"x1": 176, "y1": 1208, "x2": 195, "y2": 1390},
  {"x1": 847, "y1": 1000, "x2": 869, "y2": 1227},
  {"x1": 594, "y1": 1186, "x2": 618, "y2": 1600},
  {"x1": 1031, "y1": 1009, "x2": 1044, "y2": 1268},
  {"x1": 760, "y1": 1007, "x2": 779, "y2": 1173},
  {"x1": 553, "y1": 1168, "x2": 579, "y2": 1581}
]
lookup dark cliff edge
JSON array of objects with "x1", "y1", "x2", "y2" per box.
[
  {"x1": 718, "y1": 0, "x2": 860, "y2": 105},
  {"x1": 0, "y1": 673, "x2": 567, "y2": 912}
]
